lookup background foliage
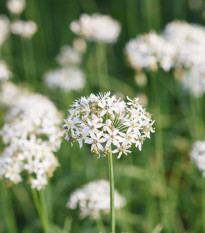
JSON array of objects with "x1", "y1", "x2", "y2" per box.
[{"x1": 1, "y1": 0, "x2": 205, "y2": 232}]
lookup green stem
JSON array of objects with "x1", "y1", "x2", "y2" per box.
[
  {"x1": 96, "y1": 43, "x2": 110, "y2": 91},
  {"x1": 31, "y1": 188, "x2": 49, "y2": 233},
  {"x1": 96, "y1": 215, "x2": 106, "y2": 233},
  {"x1": 202, "y1": 179, "x2": 205, "y2": 232},
  {"x1": 0, "y1": 183, "x2": 18, "y2": 233},
  {"x1": 108, "y1": 152, "x2": 115, "y2": 233},
  {"x1": 150, "y1": 72, "x2": 172, "y2": 233}
]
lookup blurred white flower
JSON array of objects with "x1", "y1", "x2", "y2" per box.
[
  {"x1": 56, "y1": 45, "x2": 82, "y2": 66},
  {"x1": 0, "y1": 81, "x2": 31, "y2": 107},
  {"x1": 73, "y1": 37, "x2": 87, "y2": 53},
  {"x1": 70, "y1": 13, "x2": 121, "y2": 43},
  {"x1": 163, "y1": 20, "x2": 205, "y2": 69},
  {"x1": 66, "y1": 180, "x2": 126, "y2": 219},
  {"x1": 0, "y1": 15, "x2": 10, "y2": 47},
  {"x1": 7, "y1": 0, "x2": 26, "y2": 15},
  {"x1": 0, "y1": 93, "x2": 63, "y2": 189},
  {"x1": 190, "y1": 141, "x2": 205, "y2": 177},
  {"x1": 0, "y1": 61, "x2": 12, "y2": 81},
  {"x1": 180, "y1": 66, "x2": 205, "y2": 98},
  {"x1": 11, "y1": 20, "x2": 38, "y2": 38},
  {"x1": 44, "y1": 67, "x2": 86, "y2": 92},
  {"x1": 125, "y1": 31, "x2": 175, "y2": 71},
  {"x1": 0, "y1": 137, "x2": 59, "y2": 189},
  {"x1": 64, "y1": 92, "x2": 154, "y2": 158}
]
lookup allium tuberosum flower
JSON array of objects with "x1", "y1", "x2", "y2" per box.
[
  {"x1": 66, "y1": 180, "x2": 126, "y2": 219},
  {"x1": 64, "y1": 92, "x2": 155, "y2": 158}
]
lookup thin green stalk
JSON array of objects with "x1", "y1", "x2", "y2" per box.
[
  {"x1": 0, "y1": 183, "x2": 18, "y2": 233},
  {"x1": 96, "y1": 215, "x2": 106, "y2": 233},
  {"x1": 189, "y1": 94, "x2": 204, "y2": 140},
  {"x1": 96, "y1": 43, "x2": 110, "y2": 91},
  {"x1": 202, "y1": 179, "x2": 205, "y2": 232},
  {"x1": 31, "y1": 188, "x2": 49, "y2": 233},
  {"x1": 108, "y1": 152, "x2": 115, "y2": 233},
  {"x1": 21, "y1": 38, "x2": 30, "y2": 84},
  {"x1": 150, "y1": 72, "x2": 172, "y2": 233}
]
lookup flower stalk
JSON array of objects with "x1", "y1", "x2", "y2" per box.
[
  {"x1": 31, "y1": 188, "x2": 49, "y2": 233},
  {"x1": 108, "y1": 151, "x2": 115, "y2": 233}
]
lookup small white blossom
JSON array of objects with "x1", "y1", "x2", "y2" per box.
[
  {"x1": 7, "y1": 0, "x2": 26, "y2": 15},
  {"x1": 0, "y1": 93, "x2": 63, "y2": 189},
  {"x1": 190, "y1": 141, "x2": 205, "y2": 177},
  {"x1": 64, "y1": 92, "x2": 155, "y2": 158},
  {"x1": 44, "y1": 67, "x2": 86, "y2": 93},
  {"x1": 66, "y1": 180, "x2": 126, "y2": 219},
  {"x1": 180, "y1": 66, "x2": 205, "y2": 98},
  {"x1": 0, "y1": 15, "x2": 10, "y2": 47},
  {"x1": 70, "y1": 13, "x2": 121, "y2": 43},
  {"x1": 11, "y1": 20, "x2": 38, "y2": 38},
  {"x1": 163, "y1": 20, "x2": 205, "y2": 69},
  {"x1": 56, "y1": 45, "x2": 82, "y2": 66},
  {"x1": 125, "y1": 31, "x2": 176, "y2": 71},
  {"x1": 0, "y1": 81, "x2": 31, "y2": 107},
  {"x1": 73, "y1": 37, "x2": 87, "y2": 53},
  {"x1": 0, "y1": 61, "x2": 12, "y2": 81}
]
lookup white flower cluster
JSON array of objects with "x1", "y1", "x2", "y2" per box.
[
  {"x1": 66, "y1": 180, "x2": 126, "y2": 219},
  {"x1": 64, "y1": 92, "x2": 154, "y2": 158},
  {"x1": 11, "y1": 20, "x2": 38, "y2": 38},
  {"x1": 44, "y1": 37, "x2": 86, "y2": 92},
  {"x1": 7, "y1": 0, "x2": 26, "y2": 15},
  {"x1": 0, "y1": 81, "x2": 31, "y2": 107},
  {"x1": 0, "y1": 61, "x2": 12, "y2": 82},
  {"x1": 190, "y1": 141, "x2": 205, "y2": 177},
  {"x1": 164, "y1": 21, "x2": 205, "y2": 97},
  {"x1": 70, "y1": 13, "x2": 121, "y2": 43},
  {"x1": 180, "y1": 67, "x2": 205, "y2": 98},
  {"x1": 0, "y1": 15, "x2": 10, "y2": 47},
  {"x1": 0, "y1": 93, "x2": 63, "y2": 190},
  {"x1": 163, "y1": 21, "x2": 205, "y2": 69},
  {"x1": 56, "y1": 45, "x2": 82, "y2": 66},
  {"x1": 125, "y1": 20, "x2": 205, "y2": 97},
  {"x1": 125, "y1": 31, "x2": 175, "y2": 71},
  {"x1": 44, "y1": 67, "x2": 86, "y2": 93}
]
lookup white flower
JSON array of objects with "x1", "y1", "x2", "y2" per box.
[
  {"x1": 0, "y1": 61, "x2": 12, "y2": 81},
  {"x1": 73, "y1": 37, "x2": 87, "y2": 53},
  {"x1": 0, "y1": 138, "x2": 59, "y2": 190},
  {"x1": 64, "y1": 92, "x2": 155, "y2": 158},
  {"x1": 70, "y1": 13, "x2": 121, "y2": 43},
  {"x1": 190, "y1": 141, "x2": 205, "y2": 177},
  {"x1": 0, "y1": 15, "x2": 10, "y2": 47},
  {"x1": 66, "y1": 180, "x2": 126, "y2": 219},
  {"x1": 11, "y1": 20, "x2": 38, "y2": 38},
  {"x1": 56, "y1": 45, "x2": 82, "y2": 66},
  {"x1": 44, "y1": 67, "x2": 86, "y2": 92},
  {"x1": 180, "y1": 66, "x2": 205, "y2": 98},
  {"x1": 7, "y1": 0, "x2": 26, "y2": 15},
  {"x1": 0, "y1": 81, "x2": 31, "y2": 107},
  {"x1": 163, "y1": 20, "x2": 205, "y2": 69},
  {"x1": 0, "y1": 93, "x2": 63, "y2": 189},
  {"x1": 125, "y1": 31, "x2": 176, "y2": 71}
]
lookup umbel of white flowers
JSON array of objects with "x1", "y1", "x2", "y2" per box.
[
  {"x1": 7, "y1": 0, "x2": 26, "y2": 15},
  {"x1": 66, "y1": 179, "x2": 126, "y2": 219},
  {"x1": 63, "y1": 92, "x2": 155, "y2": 158},
  {"x1": 190, "y1": 141, "x2": 205, "y2": 177},
  {"x1": 0, "y1": 60, "x2": 12, "y2": 82},
  {"x1": 11, "y1": 20, "x2": 38, "y2": 38},
  {"x1": 0, "y1": 93, "x2": 63, "y2": 190},
  {"x1": 44, "y1": 67, "x2": 86, "y2": 93},
  {"x1": 70, "y1": 13, "x2": 121, "y2": 43}
]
